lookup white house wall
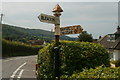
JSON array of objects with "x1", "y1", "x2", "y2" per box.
[{"x1": 113, "y1": 50, "x2": 120, "y2": 61}]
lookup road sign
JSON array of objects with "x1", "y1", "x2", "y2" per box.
[
  {"x1": 38, "y1": 13, "x2": 60, "y2": 24},
  {"x1": 60, "y1": 25, "x2": 83, "y2": 35}
]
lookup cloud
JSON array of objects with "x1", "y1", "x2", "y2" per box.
[
  {"x1": 2, "y1": 2, "x2": 118, "y2": 38},
  {"x1": 61, "y1": 2, "x2": 117, "y2": 20}
]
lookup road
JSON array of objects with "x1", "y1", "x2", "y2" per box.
[{"x1": 2, "y1": 55, "x2": 37, "y2": 80}]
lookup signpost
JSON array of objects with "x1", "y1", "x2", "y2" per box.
[
  {"x1": 38, "y1": 4, "x2": 63, "y2": 80},
  {"x1": 60, "y1": 25, "x2": 83, "y2": 35},
  {"x1": 38, "y1": 4, "x2": 83, "y2": 80},
  {"x1": 52, "y1": 4, "x2": 63, "y2": 80}
]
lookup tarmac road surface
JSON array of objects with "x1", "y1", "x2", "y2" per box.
[{"x1": 2, "y1": 55, "x2": 37, "y2": 80}]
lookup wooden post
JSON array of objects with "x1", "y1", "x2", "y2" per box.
[{"x1": 52, "y1": 4, "x2": 63, "y2": 80}]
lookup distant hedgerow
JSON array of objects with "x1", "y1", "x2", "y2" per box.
[{"x1": 2, "y1": 39, "x2": 43, "y2": 57}]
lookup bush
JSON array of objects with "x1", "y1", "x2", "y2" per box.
[
  {"x1": 38, "y1": 40, "x2": 110, "y2": 78},
  {"x1": 69, "y1": 65, "x2": 120, "y2": 79},
  {"x1": 2, "y1": 39, "x2": 42, "y2": 57}
]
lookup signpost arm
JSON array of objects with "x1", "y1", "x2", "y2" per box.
[{"x1": 52, "y1": 4, "x2": 63, "y2": 80}]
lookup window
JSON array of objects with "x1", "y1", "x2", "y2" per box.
[{"x1": 108, "y1": 34, "x2": 115, "y2": 42}]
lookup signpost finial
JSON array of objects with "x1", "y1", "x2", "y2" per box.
[{"x1": 52, "y1": 4, "x2": 63, "y2": 12}]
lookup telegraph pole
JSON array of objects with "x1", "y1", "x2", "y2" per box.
[
  {"x1": 52, "y1": 4, "x2": 63, "y2": 80},
  {"x1": 0, "y1": 14, "x2": 3, "y2": 26},
  {"x1": 0, "y1": 14, "x2": 3, "y2": 80}
]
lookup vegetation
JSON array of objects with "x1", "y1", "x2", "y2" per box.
[
  {"x1": 2, "y1": 24, "x2": 76, "y2": 42},
  {"x1": 37, "y1": 40, "x2": 110, "y2": 78},
  {"x1": 78, "y1": 31, "x2": 93, "y2": 42},
  {"x1": 68, "y1": 65, "x2": 120, "y2": 79},
  {"x1": 2, "y1": 39, "x2": 42, "y2": 57}
]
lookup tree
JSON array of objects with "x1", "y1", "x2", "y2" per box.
[{"x1": 78, "y1": 31, "x2": 93, "y2": 42}]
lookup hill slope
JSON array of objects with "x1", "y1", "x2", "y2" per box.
[{"x1": 2, "y1": 24, "x2": 76, "y2": 42}]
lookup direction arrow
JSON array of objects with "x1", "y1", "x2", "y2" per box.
[
  {"x1": 38, "y1": 13, "x2": 60, "y2": 24},
  {"x1": 60, "y1": 25, "x2": 83, "y2": 35}
]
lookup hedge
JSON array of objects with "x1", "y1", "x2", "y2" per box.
[
  {"x1": 2, "y1": 39, "x2": 42, "y2": 57},
  {"x1": 68, "y1": 65, "x2": 120, "y2": 79},
  {"x1": 38, "y1": 40, "x2": 110, "y2": 78}
]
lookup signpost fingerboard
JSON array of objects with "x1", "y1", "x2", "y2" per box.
[
  {"x1": 38, "y1": 13, "x2": 60, "y2": 24},
  {"x1": 60, "y1": 25, "x2": 83, "y2": 35}
]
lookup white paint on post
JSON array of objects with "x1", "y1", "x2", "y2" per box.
[
  {"x1": 113, "y1": 50, "x2": 120, "y2": 61},
  {"x1": 55, "y1": 25, "x2": 60, "y2": 35}
]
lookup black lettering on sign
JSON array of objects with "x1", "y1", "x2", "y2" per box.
[
  {"x1": 46, "y1": 17, "x2": 49, "y2": 20},
  {"x1": 52, "y1": 18, "x2": 55, "y2": 21},
  {"x1": 41, "y1": 15, "x2": 55, "y2": 22},
  {"x1": 60, "y1": 27, "x2": 74, "y2": 35},
  {"x1": 41, "y1": 16, "x2": 45, "y2": 20},
  {"x1": 45, "y1": 16, "x2": 47, "y2": 20}
]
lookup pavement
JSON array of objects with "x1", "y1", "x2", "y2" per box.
[{"x1": 1, "y1": 55, "x2": 37, "y2": 80}]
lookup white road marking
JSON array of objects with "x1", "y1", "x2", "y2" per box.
[
  {"x1": 10, "y1": 62, "x2": 26, "y2": 78},
  {"x1": 17, "y1": 69, "x2": 24, "y2": 80}
]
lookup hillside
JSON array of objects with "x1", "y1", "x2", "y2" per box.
[{"x1": 2, "y1": 24, "x2": 76, "y2": 42}]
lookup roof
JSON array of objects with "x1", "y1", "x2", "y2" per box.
[
  {"x1": 97, "y1": 26, "x2": 120, "y2": 50},
  {"x1": 113, "y1": 38, "x2": 120, "y2": 50},
  {"x1": 98, "y1": 35, "x2": 120, "y2": 50},
  {"x1": 115, "y1": 42, "x2": 120, "y2": 49}
]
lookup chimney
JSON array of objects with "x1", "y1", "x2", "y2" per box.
[
  {"x1": 99, "y1": 36, "x2": 102, "y2": 39},
  {"x1": 117, "y1": 25, "x2": 120, "y2": 31},
  {"x1": 115, "y1": 25, "x2": 120, "y2": 40}
]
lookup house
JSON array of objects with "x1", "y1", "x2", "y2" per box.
[
  {"x1": 97, "y1": 26, "x2": 120, "y2": 61},
  {"x1": 27, "y1": 40, "x2": 44, "y2": 45}
]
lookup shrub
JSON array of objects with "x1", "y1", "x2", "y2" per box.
[
  {"x1": 2, "y1": 39, "x2": 42, "y2": 57},
  {"x1": 38, "y1": 40, "x2": 110, "y2": 78},
  {"x1": 69, "y1": 65, "x2": 120, "y2": 79}
]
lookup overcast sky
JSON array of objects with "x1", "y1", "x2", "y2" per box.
[{"x1": 1, "y1": 1, "x2": 119, "y2": 39}]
